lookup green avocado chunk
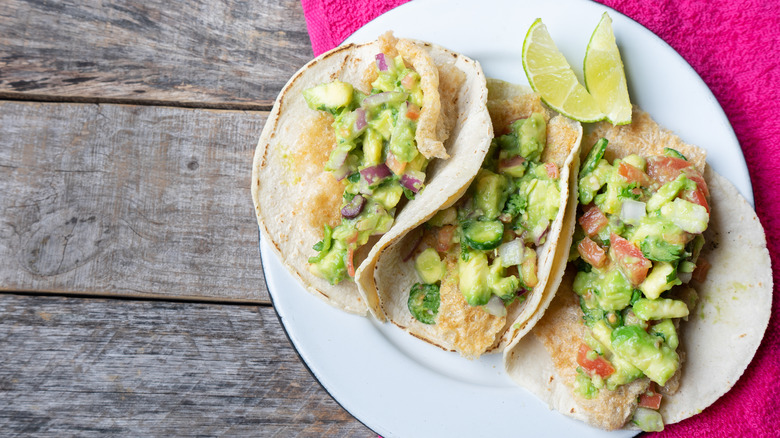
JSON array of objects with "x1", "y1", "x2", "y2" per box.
[
  {"x1": 474, "y1": 169, "x2": 508, "y2": 220},
  {"x1": 611, "y1": 325, "x2": 679, "y2": 386},
  {"x1": 303, "y1": 81, "x2": 354, "y2": 114},
  {"x1": 632, "y1": 407, "x2": 664, "y2": 432},
  {"x1": 633, "y1": 298, "x2": 689, "y2": 320},
  {"x1": 574, "y1": 268, "x2": 633, "y2": 311},
  {"x1": 458, "y1": 250, "x2": 491, "y2": 306},
  {"x1": 517, "y1": 112, "x2": 547, "y2": 160},
  {"x1": 649, "y1": 319, "x2": 679, "y2": 350},
  {"x1": 414, "y1": 247, "x2": 445, "y2": 285}
]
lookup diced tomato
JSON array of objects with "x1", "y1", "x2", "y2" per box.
[
  {"x1": 638, "y1": 383, "x2": 663, "y2": 410},
  {"x1": 618, "y1": 162, "x2": 651, "y2": 186},
  {"x1": 545, "y1": 162, "x2": 559, "y2": 179},
  {"x1": 401, "y1": 72, "x2": 417, "y2": 90},
  {"x1": 346, "y1": 247, "x2": 356, "y2": 277},
  {"x1": 610, "y1": 233, "x2": 652, "y2": 285},
  {"x1": 436, "y1": 225, "x2": 456, "y2": 253},
  {"x1": 646, "y1": 156, "x2": 693, "y2": 185},
  {"x1": 405, "y1": 103, "x2": 420, "y2": 121},
  {"x1": 685, "y1": 171, "x2": 710, "y2": 198},
  {"x1": 385, "y1": 152, "x2": 406, "y2": 175},
  {"x1": 682, "y1": 186, "x2": 710, "y2": 212},
  {"x1": 577, "y1": 344, "x2": 615, "y2": 378},
  {"x1": 692, "y1": 257, "x2": 711, "y2": 283},
  {"x1": 578, "y1": 236, "x2": 607, "y2": 268},
  {"x1": 579, "y1": 205, "x2": 609, "y2": 237}
]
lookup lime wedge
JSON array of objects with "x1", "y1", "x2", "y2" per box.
[
  {"x1": 584, "y1": 12, "x2": 632, "y2": 125},
  {"x1": 522, "y1": 18, "x2": 605, "y2": 123}
]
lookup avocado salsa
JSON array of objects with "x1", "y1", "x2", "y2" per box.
[
  {"x1": 570, "y1": 139, "x2": 710, "y2": 431},
  {"x1": 303, "y1": 52, "x2": 430, "y2": 285},
  {"x1": 407, "y1": 112, "x2": 562, "y2": 323}
]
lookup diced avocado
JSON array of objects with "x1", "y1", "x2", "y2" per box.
[
  {"x1": 458, "y1": 250, "x2": 491, "y2": 306},
  {"x1": 578, "y1": 159, "x2": 612, "y2": 204},
  {"x1": 650, "y1": 319, "x2": 679, "y2": 350},
  {"x1": 660, "y1": 198, "x2": 709, "y2": 234},
  {"x1": 629, "y1": 216, "x2": 685, "y2": 248},
  {"x1": 632, "y1": 407, "x2": 664, "y2": 432},
  {"x1": 414, "y1": 247, "x2": 445, "y2": 285},
  {"x1": 303, "y1": 81, "x2": 354, "y2": 114},
  {"x1": 574, "y1": 268, "x2": 633, "y2": 311},
  {"x1": 575, "y1": 368, "x2": 599, "y2": 399},
  {"x1": 363, "y1": 128, "x2": 383, "y2": 166},
  {"x1": 640, "y1": 235, "x2": 684, "y2": 262},
  {"x1": 369, "y1": 109, "x2": 394, "y2": 139},
  {"x1": 517, "y1": 177, "x2": 560, "y2": 244},
  {"x1": 474, "y1": 169, "x2": 508, "y2": 220},
  {"x1": 389, "y1": 116, "x2": 418, "y2": 163},
  {"x1": 517, "y1": 112, "x2": 547, "y2": 160},
  {"x1": 462, "y1": 220, "x2": 504, "y2": 251},
  {"x1": 633, "y1": 298, "x2": 689, "y2": 320},
  {"x1": 407, "y1": 283, "x2": 440, "y2": 325},
  {"x1": 308, "y1": 224, "x2": 333, "y2": 264},
  {"x1": 611, "y1": 325, "x2": 680, "y2": 386},
  {"x1": 308, "y1": 240, "x2": 348, "y2": 285},
  {"x1": 488, "y1": 257, "x2": 520, "y2": 300},
  {"x1": 646, "y1": 174, "x2": 690, "y2": 212},
  {"x1": 589, "y1": 321, "x2": 643, "y2": 388},
  {"x1": 581, "y1": 138, "x2": 608, "y2": 176},
  {"x1": 372, "y1": 182, "x2": 403, "y2": 210},
  {"x1": 594, "y1": 161, "x2": 629, "y2": 215},
  {"x1": 639, "y1": 261, "x2": 682, "y2": 300},
  {"x1": 622, "y1": 154, "x2": 646, "y2": 171},
  {"x1": 428, "y1": 207, "x2": 457, "y2": 227}
]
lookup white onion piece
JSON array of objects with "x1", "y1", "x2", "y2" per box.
[
  {"x1": 498, "y1": 239, "x2": 525, "y2": 267},
  {"x1": 678, "y1": 271, "x2": 692, "y2": 284},
  {"x1": 620, "y1": 199, "x2": 647, "y2": 223},
  {"x1": 483, "y1": 296, "x2": 507, "y2": 317}
]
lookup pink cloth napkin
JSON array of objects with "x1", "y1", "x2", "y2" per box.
[{"x1": 300, "y1": 0, "x2": 780, "y2": 435}]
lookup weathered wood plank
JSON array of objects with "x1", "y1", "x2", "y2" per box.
[
  {"x1": 0, "y1": 100, "x2": 269, "y2": 302},
  {"x1": 0, "y1": 294, "x2": 374, "y2": 436},
  {"x1": 0, "y1": 0, "x2": 313, "y2": 108}
]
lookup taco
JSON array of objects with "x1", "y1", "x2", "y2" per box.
[
  {"x1": 251, "y1": 32, "x2": 492, "y2": 315},
  {"x1": 354, "y1": 79, "x2": 582, "y2": 358},
  {"x1": 503, "y1": 108, "x2": 772, "y2": 430}
]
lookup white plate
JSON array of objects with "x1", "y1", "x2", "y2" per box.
[{"x1": 261, "y1": 0, "x2": 752, "y2": 436}]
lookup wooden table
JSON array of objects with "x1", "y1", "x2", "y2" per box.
[{"x1": 1, "y1": 1, "x2": 374, "y2": 435}]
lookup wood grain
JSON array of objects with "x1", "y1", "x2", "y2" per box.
[
  {"x1": 0, "y1": 293, "x2": 374, "y2": 436},
  {"x1": 0, "y1": 100, "x2": 269, "y2": 302},
  {"x1": 0, "y1": 0, "x2": 314, "y2": 108}
]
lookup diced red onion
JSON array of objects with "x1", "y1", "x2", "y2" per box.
[
  {"x1": 620, "y1": 199, "x2": 647, "y2": 223},
  {"x1": 341, "y1": 195, "x2": 366, "y2": 219},
  {"x1": 375, "y1": 53, "x2": 388, "y2": 71},
  {"x1": 400, "y1": 170, "x2": 425, "y2": 193},
  {"x1": 362, "y1": 91, "x2": 407, "y2": 109},
  {"x1": 359, "y1": 163, "x2": 392, "y2": 185},
  {"x1": 483, "y1": 296, "x2": 507, "y2": 317},
  {"x1": 354, "y1": 107, "x2": 367, "y2": 131}
]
